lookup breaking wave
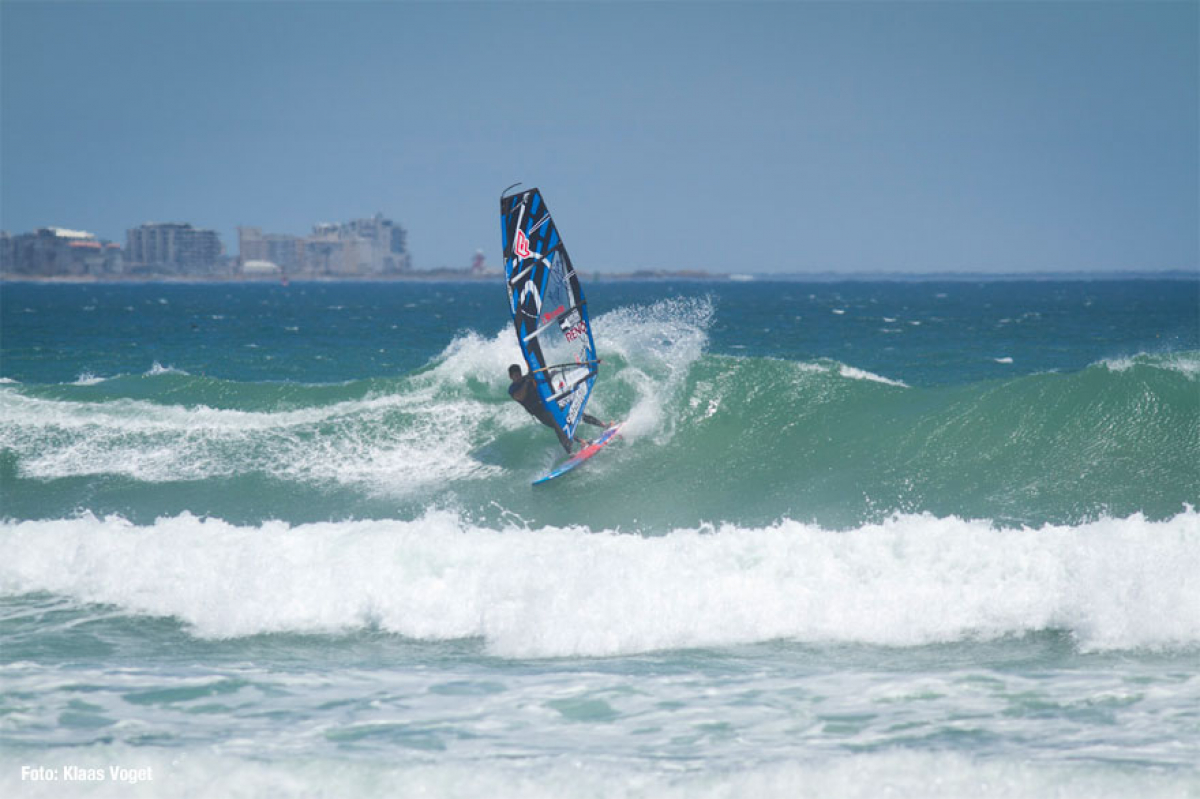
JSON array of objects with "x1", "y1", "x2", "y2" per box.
[{"x1": 2, "y1": 508, "x2": 1197, "y2": 658}]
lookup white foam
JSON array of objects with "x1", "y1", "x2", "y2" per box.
[
  {"x1": 73, "y1": 371, "x2": 107, "y2": 386},
  {"x1": 1099, "y1": 352, "x2": 1200, "y2": 380},
  {"x1": 2, "y1": 509, "x2": 1196, "y2": 658},
  {"x1": 837, "y1": 364, "x2": 909, "y2": 388},
  {"x1": 0, "y1": 744, "x2": 1194, "y2": 799},
  {"x1": 994, "y1": 356, "x2": 1014, "y2": 364},
  {"x1": 0, "y1": 387, "x2": 501, "y2": 491},
  {"x1": 145, "y1": 362, "x2": 188, "y2": 377},
  {"x1": 1104, "y1": 357, "x2": 1134, "y2": 371}
]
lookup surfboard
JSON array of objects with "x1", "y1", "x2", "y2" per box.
[{"x1": 533, "y1": 423, "x2": 622, "y2": 486}]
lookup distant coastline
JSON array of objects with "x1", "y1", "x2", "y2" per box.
[{"x1": 2, "y1": 268, "x2": 1196, "y2": 284}]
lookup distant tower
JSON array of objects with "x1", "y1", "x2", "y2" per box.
[{"x1": 471, "y1": 249, "x2": 486, "y2": 274}]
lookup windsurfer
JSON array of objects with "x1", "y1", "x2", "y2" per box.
[{"x1": 508, "y1": 364, "x2": 607, "y2": 454}]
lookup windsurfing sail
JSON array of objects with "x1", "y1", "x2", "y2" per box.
[{"x1": 500, "y1": 185, "x2": 599, "y2": 443}]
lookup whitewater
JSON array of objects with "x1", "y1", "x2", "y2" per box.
[{"x1": 2, "y1": 279, "x2": 1198, "y2": 797}]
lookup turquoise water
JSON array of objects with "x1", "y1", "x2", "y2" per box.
[{"x1": 2, "y1": 279, "x2": 1198, "y2": 797}]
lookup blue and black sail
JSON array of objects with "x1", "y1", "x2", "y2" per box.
[{"x1": 500, "y1": 186, "x2": 599, "y2": 442}]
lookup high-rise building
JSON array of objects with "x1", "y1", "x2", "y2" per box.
[
  {"x1": 237, "y1": 214, "x2": 411, "y2": 276},
  {"x1": 338, "y1": 213, "x2": 411, "y2": 274},
  {"x1": 0, "y1": 232, "x2": 12, "y2": 273},
  {"x1": 238, "y1": 227, "x2": 304, "y2": 273},
  {"x1": 126, "y1": 223, "x2": 223, "y2": 274},
  {"x1": 0, "y1": 228, "x2": 123, "y2": 276}
]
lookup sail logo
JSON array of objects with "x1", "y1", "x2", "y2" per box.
[
  {"x1": 564, "y1": 320, "x2": 588, "y2": 342},
  {"x1": 513, "y1": 229, "x2": 532, "y2": 259}
]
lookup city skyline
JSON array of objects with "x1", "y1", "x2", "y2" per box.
[
  {"x1": 2, "y1": 1, "x2": 1197, "y2": 274},
  {"x1": 2, "y1": 212, "x2": 421, "y2": 278}
]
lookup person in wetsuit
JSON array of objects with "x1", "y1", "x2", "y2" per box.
[{"x1": 508, "y1": 363, "x2": 608, "y2": 454}]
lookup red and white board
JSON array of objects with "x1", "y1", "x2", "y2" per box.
[{"x1": 532, "y1": 423, "x2": 622, "y2": 486}]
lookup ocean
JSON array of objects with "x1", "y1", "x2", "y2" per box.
[{"x1": 1, "y1": 278, "x2": 1198, "y2": 797}]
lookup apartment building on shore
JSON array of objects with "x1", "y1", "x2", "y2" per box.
[
  {"x1": 125, "y1": 223, "x2": 224, "y2": 275},
  {"x1": 238, "y1": 214, "x2": 411, "y2": 277},
  {"x1": 0, "y1": 228, "x2": 123, "y2": 277}
]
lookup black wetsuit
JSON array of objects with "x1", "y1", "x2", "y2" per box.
[{"x1": 509, "y1": 374, "x2": 605, "y2": 454}]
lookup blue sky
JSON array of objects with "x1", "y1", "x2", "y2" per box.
[{"x1": 2, "y1": 1, "x2": 1196, "y2": 273}]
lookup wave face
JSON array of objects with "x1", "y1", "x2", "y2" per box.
[{"x1": 2, "y1": 296, "x2": 1196, "y2": 529}]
